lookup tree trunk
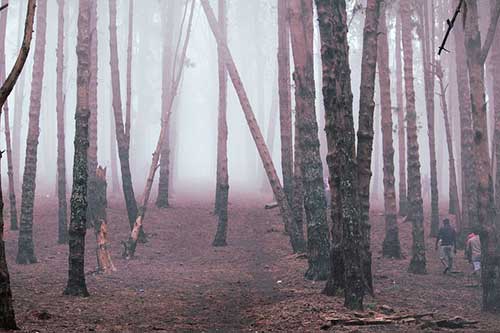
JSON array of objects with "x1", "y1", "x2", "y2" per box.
[
  {"x1": 64, "y1": 0, "x2": 91, "y2": 297},
  {"x1": 289, "y1": 0, "x2": 329, "y2": 280},
  {"x1": 109, "y1": 108, "x2": 119, "y2": 193},
  {"x1": 436, "y1": 62, "x2": 461, "y2": 231},
  {"x1": 277, "y1": 0, "x2": 294, "y2": 219},
  {"x1": 292, "y1": 119, "x2": 306, "y2": 249},
  {"x1": 56, "y1": 0, "x2": 68, "y2": 244},
  {"x1": 453, "y1": 0, "x2": 475, "y2": 236},
  {"x1": 12, "y1": 0, "x2": 27, "y2": 192},
  {"x1": 355, "y1": 0, "x2": 380, "y2": 293},
  {"x1": 464, "y1": 0, "x2": 500, "y2": 313},
  {"x1": 417, "y1": 0, "x2": 439, "y2": 237},
  {"x1": 493, "y1": 5, "x2": 500, "y2": 218},
  {"x1": 213, "y1": 0, "x2": 229, "y2": 246},
  {"x1": 315, "y1": 0, "x2": 364, "y2": 310},
  {"x1": 108, "y1": 0, "x2": 144, "y2": 240},
  {"x1": 16, "y1": 0, "x2": 48, "y2": 265},
  {"x1": 378, "y1": 6, "x2": 401, "y2": 259},
  {"x1": 401, "y1": 0, "x2": 426, "y2": 275},
  {"x1": 156, "y1": 1, "x2": 177, "y2": 209},
  {"x1": 0, "y1": 0, "x2": 18, "y2": 232},
  {"x1": 201, "y1": 0, "x2": 305, "y2": 254},
  {"x1": 92, "y1": 167, "x2": 115, "y2": 273},
  {"x1": 125, "y1": 0, "x2": 133, "y2": 143},
  {"x1": 395, "y1": 12, "x2": 408, "y2": 217}
]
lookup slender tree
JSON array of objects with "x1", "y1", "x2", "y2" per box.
[
  {"x1": 493, "y1": 5, "x2": 500, "y2": 217},
  {"x1": 289, "y1": 0, "x2": 329, "y2": 280},
  {"x1": 316, "y1": 0, "x2": 364, "y2": 310},
  {"x1": 0, "y1": 0, "x2": 18, "y2": 232},
  {"x1": 201, "y1": 0, "x2": 305, "y2": 254},
  {"x1": 56, "y1": 0, "x2": 68, "y2": 243},
  {"x1": 395, "y1": 10, "x2": 407, "y2": 216},
  {"x1": 417, "y1": 0, "x2": 439, "y2": 237},
  {"x1": 401, "y1": 0, "x2": 426, "y2": 274},
  {"x1": 108, "y1": 0, "x2": 144, "y2": 240},
  {"x1": 378, "y1": 5, "x2": 401, "y2": 259},
  {"x1": 0, "y1": 0, "x2": 37, "y2": 328},
  {"x1": 355, "y1": 0, "x2": 381, "y2": 293},
  {"x1": 125, "y1": 0, "x2": 133, "y2": 143},
  {"x1": 64, "y1": 0, "x2": 91, "y2": 297},
  {"x1": 16, "y1": 0, "x2": 48, "y2": 264},
  {"x1": 463, "y1": 0, "x2": 500, "y2": 312},
  {"x1": 213, "y1": 0, "x2": 229, "y2": 246}
]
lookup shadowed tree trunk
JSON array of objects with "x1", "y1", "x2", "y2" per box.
[
  {"x1": 289, "y1": 0, "x2": 329, "y2": 280},
  {"x1": 0, "y1": 0, "x2": 18, "y2": 232},
  {"x1": 464, "y1": 0, "x2": 500, "y2": 313},
  {"x1": 401, "y1": 0, "x2": 426, "y2": 275},
  {"x1": 109, "y1": 108, "x2": 119, "y2": 193},
  {"x1": 56, "y1": 0, "x2": 68, "y2": 244},
  {"x1": 355, "y1": 0, "x2": 380, "y2": 294},
  {"x1": 493, "y1": 6, "x2": 500, "y2": 219},
  {"x1": 108, "y1": 0, "x2": 145, "y2": 241},
  {"x1": 64, "y1": 0, "x2": 91, "y2": 297},
  {"x1": 278, "y1": 0, "x2": 294, "y2": 227},
  {"x1": 213, "y1": 0, "x2": 229, "y2": 246},
  {"x1": 417, "y1": 0, "x2": 439, "y2": 237},
  {"x1": 292, "y1": 119, "x2": 306, "y2": 249},
  {"x1": 125, "y1": 0, "x2": 133, "y2": 143},
  {"x1": 201, "y1": 0, "x2": 305, "y2": 254},
  {"x1": 453, "y1": 0, "x2": 475, "y2": 236},
  {"x1": 378, "y1": 6, "x2": 401, "y2": 259},
  {"x1": 86, "y1": 0, "x2": 98, "y2": 230},
  {"x1": 395, "y1": 12, "x2": 407, "y2": 217},
  {"x1": 436, "y1": 62, "x2": 461, "y2": 230},
  {"x1": 315, "y1": 0, "x2": 364, "y2": 310},
  {"x1": 17, "y1": 0, "x2": 48, "y2": 265},
  {"x1": 0, "y1": 0, "x2": 37, "y2": 325}
]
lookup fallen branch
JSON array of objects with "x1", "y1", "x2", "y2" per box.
[{"x1": 322, "y1": 312, "x2": 434, "y2": 329}]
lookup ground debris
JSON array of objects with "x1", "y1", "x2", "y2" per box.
[
  {"x1": 420, "y1": 316, "x2": 479, "y2": 330},
  {"x1": 320, "y1": 312, "x2": 434, "y2": 329}
]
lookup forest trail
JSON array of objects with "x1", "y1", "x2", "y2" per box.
[{"x1": 4, "y1": 194, "x2": 500, "y2": 332}]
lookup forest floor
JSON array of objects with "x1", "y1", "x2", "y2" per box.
[{"x1": 2, "y1": 191, "x2": 500, "y2": 332}]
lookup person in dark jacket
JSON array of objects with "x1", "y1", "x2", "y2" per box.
[{"x1": 435, "y1": 218, "x2": 457, "y2": 274}]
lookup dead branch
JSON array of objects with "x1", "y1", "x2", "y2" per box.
[
  {"x1": 0, "y1": 4, "x2": 8, "y2": 12},
  {"x1": 438, "y1": 0, "x2": 465, "y2": 55}
]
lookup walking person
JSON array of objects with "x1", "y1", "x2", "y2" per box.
[
  {"x1": 465, "y1": 232, "x2": 481, "y2": 284},
  {"x1": 435, "y1": 218, "x2": 457, "y2": 274}
]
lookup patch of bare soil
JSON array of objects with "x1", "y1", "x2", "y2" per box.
[{"x1": 2, "y1": 193, "x2": 500, "y2": 332}]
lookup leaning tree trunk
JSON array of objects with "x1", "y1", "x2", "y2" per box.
[
  {"x1": 289, "y1": 0, "x2": 329, "y2": 281},
  {"x1": 355, "y1": 0, "x2": 380, "y2": 294},
  {"x1": 378, "y1": 6, "x2": 401, "y2": 259},
  {"x1": 436, "y1": 62, "x2": 461, "y2": 230},
  {"x1": 17, "y1": 0, "x2": 48, "y2": 265},
  {"x1": 464, "y1": 0, "x2": 500, "y2": 313},
  {"x1": 56, "y1": 0, "x2": 68, "y2": 244},
  {"x1": 213, "y1": 0, "x2": 229, "y2": 246},
  {"x1": 0, "y1": 0, "x2": 37, "y2": 325},
  {"x1": 395, "y1": 12, "x2": 408, "y2": 217},
  {"x1": 156, "y1": 1, "x2": 177, "y2": 209},
  {"x1": 86, "y1": 0, "x2": 98, "y2": 229},
  {"x1": 417, "y1": 1, "x2": 439, "y2": 237},
  {"x1": 0, "y1": 0, "x2": 18, "y2": 232},
  {"x1": 64, "y1": 0, "x2": 91, "y2": 297},
  {"x1": 401, "y1": 0, "x2": 426, "y2": 275},
  {"x1": 453, "y1": 0, "x2": 475, "y2": 236},
  {"x1": 201, "y1": 0, "x2": 305, "y2": 254},
  {"x1": 108, "y1": 0, "x2": 144, "y2": 240},
  {"x1": 315, "y1": 0, "x2": 364, "y2": 310}
]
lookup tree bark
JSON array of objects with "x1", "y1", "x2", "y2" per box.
[
  {"x1": 395, "y1": 12, "x2": 408, "y2": 217},
  {"x1": 493, "y1": 5, "x2": 500, "y2": 221},
  {"x1": 355, "y1": 0, "x2": 380, "y2": 293},
  {"x1": 108, "y1": 0, "x2": 144, "y2": 240},
  {"x1": 315, "y1": 0, "x2": 364, "y2": 310},
  {"x1": 436, "y1": 62, "x2": 461, "y2": 230},
  {"x1": 289, "y1": 0, "x2": 329, "y2": 280},
  {"x1": 277, "y1": 0, "x2": 294, "y2": 222},
  {"x1": 0, "y1": 0, "x2": 18, "y2": 232},
  {"x1": 401, "y1": 0, "x2": 426, "y2": 275},
  {"x1": 16, "y1": 0, "x2": 48, "y2": 265},
  {"x1": 464, "y1": 0, "x2": 500, "y2": 313},
  {"x1": 378, "y1": 6, "x2": 401, "y2": 259},
  {"x1": 213, "y1": 0, "x2": 229, "y2": 246},
  {"x1": 201, "y1": 0, "x2": 305, "y2": 254},
  {"x1": 64, "y1": 0, "x2": 91, "y2": 297},
  {"x1": 56, "y1": 0, "x2": 68, "y2": 244},
  {"x1": 125, "y1": 0, "x2": 133, "y2": 143},
  {"x1": 417, "y1": 0, "x2": 439, "y2": 237}
]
